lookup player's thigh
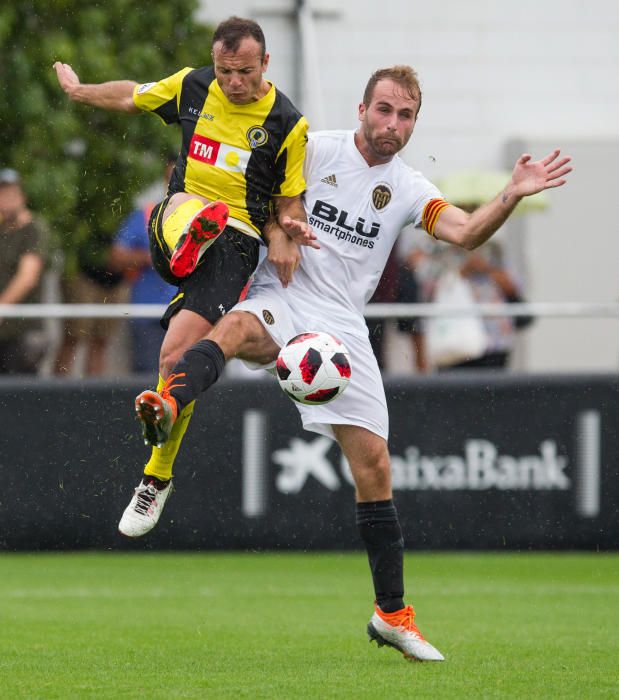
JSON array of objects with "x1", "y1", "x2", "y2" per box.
[
  {"x1": 333, "y1": 424, "x2": 391, "y2": 501},
  {"x1": 334, "y1": 424, "x2": 388, "y2": 462},
  {"x1": 209, "y1": 310, "x2": 280, "y2": 365},
  {"x1": 232, "y1": 287, "x2": 299, "y2": 369}
]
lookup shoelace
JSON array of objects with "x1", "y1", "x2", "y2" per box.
[
  {"x1": 397, "y1": 606, "x2": 425, "y2": 640},
  {"x1": 159, "y1": 373, "x2": 187, "y2": 420},
  {"x1": 160, "y1": 372, "x2": 187, "y2": 402},
  {"x1": 381, "y1": 605, "x2": 426, "y2": 640},
  {"x1": 133, "y1": 483, "x2": 158, "y2": 515}
]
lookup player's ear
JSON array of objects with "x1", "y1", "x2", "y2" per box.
[
  {"x1": 262, "y1": 52, "x2": 270, "y2": 73},
  {"x1": 358, "y1": 102, "x2": 366, "y2": 122}
]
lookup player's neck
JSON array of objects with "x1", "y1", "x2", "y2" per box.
[
  {"x1": 249, "y1": 80, "x2": 272, "y2": 102},
  {"x1": 257, "y1": 79, "x2": 272, "y2": 99}
]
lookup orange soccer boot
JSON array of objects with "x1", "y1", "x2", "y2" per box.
[
  {"x1": 367, "y1": 603, "x2": 445, "y2": 662},
  {"x1": 134, "y1": 373, "x2": 186, "y2": 447}
]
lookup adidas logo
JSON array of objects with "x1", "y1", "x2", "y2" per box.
[{"x1": 321, "y1": 174, "x2": 338, "y2": 187}]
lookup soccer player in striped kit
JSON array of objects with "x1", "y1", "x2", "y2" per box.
[{"x1": 54, "y1": 16, "x2": 314, "y2": 519}]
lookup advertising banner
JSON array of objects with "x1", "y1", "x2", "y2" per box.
[{"x1": 0, "y1": 375, "x2": 617, "y2": 550}]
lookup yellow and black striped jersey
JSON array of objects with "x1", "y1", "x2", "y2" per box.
[{"x1": 133, "y1": 66, "x2": 308, "y2": 239}]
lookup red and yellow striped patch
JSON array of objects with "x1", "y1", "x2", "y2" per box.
[{"x1": 422, "y1": 198, "x2": 451, "y2": 238}]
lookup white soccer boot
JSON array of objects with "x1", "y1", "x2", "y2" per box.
[
  {"x1": 118, "y1": 477, "x2": 173, "y2": 538},
  {"x1": 367, "y1": 603, "x2": 445, "y2": 662}
]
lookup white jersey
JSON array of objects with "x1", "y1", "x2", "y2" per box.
[
  {"x1": 238, "y1": 131, "x2": 443, "y2": 439},
  {"x1": 251, "y1": 129, "x2": 442, "y2": 336}
]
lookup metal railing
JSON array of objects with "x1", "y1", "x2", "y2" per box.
[{"x1": 1, "y1": 302, "x2": 618, "y2": 319}]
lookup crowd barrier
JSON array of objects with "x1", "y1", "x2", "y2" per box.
[
  {"x1": 1, "y1": 373, "x2": 617, "y2": 551},
  {"x1": 1, "y1": 302, "x2": 619, "y2": 319}
]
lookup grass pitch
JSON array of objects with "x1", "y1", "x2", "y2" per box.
[{"x1": 0, "y1": 552, "x2": 617, "y2": 699}]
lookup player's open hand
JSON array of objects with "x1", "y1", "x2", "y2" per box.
[
  {"x1": 53, "y1": 62, "x2": 81, "y2": 97},
  {"x1": 280, "y1": 216, "x2": 320, "y2": 250},
  {"x1": 509, "y1": 149, "x2": 572, "y2": 198}
]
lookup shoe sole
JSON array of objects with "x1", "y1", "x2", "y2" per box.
[
  {"x1": 367, "y1": 622, "x2": 423, "y2": 663},
  {"x1": 118, "y1": 526, "x2": 140, "y2": 540},
  {"x1": 135, "y1": 392, "x2": 171, "y2": 447},
  {"x1": 169, "y1": 201, "x2": 229, "y2": 277}
]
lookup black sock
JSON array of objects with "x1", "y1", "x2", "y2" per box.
[
  {"x1": 168, "y1": 339, "x2": 226, "y2": 413},
  {"x1": 356, "y1": 499, "x2": 405, "y2": 613}
]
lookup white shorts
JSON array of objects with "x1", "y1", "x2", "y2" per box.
[{"x1": 233, "y1": 286, "x2": 389, "y2": 441}]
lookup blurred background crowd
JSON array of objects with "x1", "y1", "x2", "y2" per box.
[
  {"x1": 0, "y1": 0, "x2": 616, "y2": 378},
  {"x1": 0, "y1": 159, "x2": 534, "y2": 378}
]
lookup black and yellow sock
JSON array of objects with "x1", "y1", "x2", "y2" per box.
[{"x1": 143, "y1": 375, "x2": 195, "y2": 482}]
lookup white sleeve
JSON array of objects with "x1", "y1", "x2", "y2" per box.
[{"x1": 406, "y1": 173, "x2": 444, "y2": 229}]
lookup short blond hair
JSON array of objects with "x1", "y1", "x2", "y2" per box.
[{"x1": 363, "y1": 65, "x2": 422, "y2": 115}]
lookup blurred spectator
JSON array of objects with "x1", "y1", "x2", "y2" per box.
[
  {"x1": 395, "y1": 254, "x2": 428, "y2": 373},
  {"x1": 413, "y1": 238, "x2": 523, "y2": 370},
  {"x1": 367, "y1": 249, "x2": 399, "y2": 369},
  {"x1": 0, "y1": 168, "x2": 50, "y2": 374},
  {"x1": 368, "y1": 243, "x2": 426, "y2": 373},
  {"x1": 54, "y1": 235, "x2": 126, "y2": 378},
  {"x1": 109, "y1": 158, "x2": 177, "y2": 373}
]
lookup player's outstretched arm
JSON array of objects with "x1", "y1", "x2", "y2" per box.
[
  {"x1": 435, "y1": 149, "x2": 572, "y2": 250},
  {"x1": 273, "y1": 195, "x2": 320, "y2": 249},
  {"x1": 263, "y1": 218, "x2": 301, "y2": 289},
  {"x1": 53, "y1": 62, "x2": 140, "y2": 113}
]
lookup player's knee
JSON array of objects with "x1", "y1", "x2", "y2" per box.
[
  {"x1": 210, "y1": 311, "x2": 258, "y2": 348},
  {"x1": 363, "y1": 437, "x2": 389, "y2": 468},
  {"x1": 163, "y1": 192, "x2": 206, "y2": 220},
  {"x1": 355, "y1": 442, "x2": 390, "y2": 482},
  {"x1": 369, "y1": 452, "x2": 391, "y2": 482}
]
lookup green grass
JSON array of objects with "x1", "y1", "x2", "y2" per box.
[{"x1": 0, "y1": 552, "x2": 617, "y2": 699}]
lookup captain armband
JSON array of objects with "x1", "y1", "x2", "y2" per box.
[{"x1": 422, "y1": 198, "x2": 451, "y2": 239}]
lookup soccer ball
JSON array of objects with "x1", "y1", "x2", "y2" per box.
[{"x1": 276, "y1": 331, "x2": 351, "y2": 405}]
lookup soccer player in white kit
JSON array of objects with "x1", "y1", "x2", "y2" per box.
[{"x1": 122, "y1": 66, "x2": 571, "y2": 662}]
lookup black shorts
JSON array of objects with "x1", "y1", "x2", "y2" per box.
[{"x1": 148, "y1": 198, "x2": 261, "y2": 329}]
